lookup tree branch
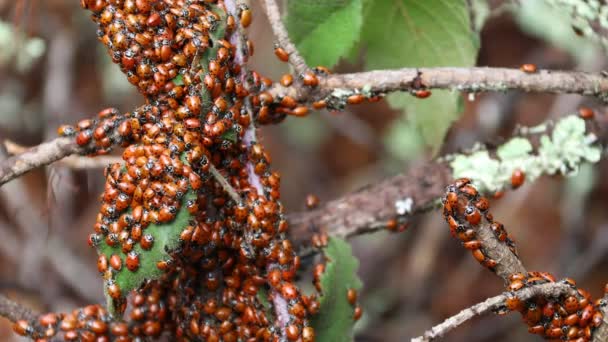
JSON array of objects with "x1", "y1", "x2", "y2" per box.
[
  {"x1": 228, "y1": 1, "x2": 294, "y2": 337},
  {"x1": 4, "y1": 141, "x2": 121, "y2": 169},
  {"x1": 0, "y1": 294, "x2": 38, "y2": 323},
  {"x1": 470, "y1": 215, "x2": 526, "y2": 281},
  {"x1": 411, "y1": 283, "x2": 578, "y2": 342},
  {"x1": 287, "y1": 161, "x2": 451, "y2": 249},
  {"x1": 262, "y1": 0, "x2": 309, "y2": 75},
  {"x1": 0, "y1": 137, "x2": 82, "y2": 186},
  {"x1": 593, "y1": 291, "x2": 608, "y2": 342},
  {"x1": 3, "y1": 67, "x2": 607, "y2": 188},
  {"x1": 271, "y1": 67, "x2": 608, "y2": 104},
  {"x1": 288, "y1": 113, "x2": 608, "y2": 251}
]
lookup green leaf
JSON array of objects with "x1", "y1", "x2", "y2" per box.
[
  {"x1": 199, "y1": 6, "x2": 227, "y2": 113},
  {"x1": 311, "y1": 237, "x2": 363, "y2": 342},
  {"x1": 97, "y1": 157, "x2": 196, "y2": 315},
  {"x1": 257, "y1": 287, "x2": 273, "y2": 319},
  {"x1": 384, "y1": 115, "x2": 425, "y2": 161},
  {"x1": 221, "y1": 128, "x2": 238, "y2": 143},
  {"x1": 171, "y1": 74, "x2": 184, "y2": 86},
  {"x1": 360, "y1": 0, "x2": 478, "y2": 155},
  {"x1": 286, "y1": 0, "x2": 364, "y2": 67}
]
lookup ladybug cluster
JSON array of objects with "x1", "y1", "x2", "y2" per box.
[
  {"x1": 504, "y1": 272, "x2": 605, "y2": 341},
  {"x1": 57, "y1": 107, "x2": 137, "y2": 156},
  {"x1": 441, "y1": 179, "x2": 606, "y2": 340},
  {"x1": 441, "y1": 178, "x2": 517, "y2": 270},
  {"x1": 13, "y1": 284, "x2": 171, "y2": 341},
  {"x1": 7, "y1": 0, "x2": 388, "y2": 340}
]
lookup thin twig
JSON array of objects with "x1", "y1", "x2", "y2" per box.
[
  {"x1": 411, "y1": 283, "x2": 577, "y2": 342},
  {"x1": 262, "y1": 0, "x2": 309, "y2": 75},
  {"x1": 209, "y1": 164, "x2": 242, "y2": 203},
  {"x1": 4, "y1": 141, "x2": 122, "y2": 169},
  {"x1": 270, "y1": 67, "x2": 608, "y2": 104},
  {"x1": 0, "y1": 293, "x2": 38, "y2": 323}
]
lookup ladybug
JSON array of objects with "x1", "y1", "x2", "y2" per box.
[
  {"x1": 474, "y1": 197, "x2": 490, "y2": 211},
  {"x1": 520, "y1": 63, "x2": 537, "y2": 73},
  {"x1": 353, "y1": 306, "x2": 363, "y2": 321},
  {"x1": 511, "y1": 169, "x2": 525, "y2": 189},
  {"x1": 274, "y1": 45, "x2": 289, "y2": 62},
  {"x1": 239, "y1": 5, "x2": 252, "y2": 28},
  {"x1": 347, "y1": 94, "x2": 365, "y2": 105},
  {"x1": 312, "y1": 100, "x2": 327, "y2": 109},
  {"x1": 281, "y1": 282, "x2": 298, "y2": 299},
  {"x1": 302, "y1": 327, "x2": 315, "y2": 342},
  {"x1": 106, "y1": 281, "x2": 122, "y2": 299},
  {"x1": 347, "y1": 288, "x2": 357, "y2": 305},
  {"x1": 412, "y1": 89, "x2": 431, "y2": 98},
  {"x1": 464, "y1": 205, "x2": 481, "y2": 225},
  {"x1": 156, "y1": 259, "x2": 172, "y2": 271},
  {"x1": 301, "y1": 72, "x2": 319, "y2": 87},
  {"x1": 286, "y1": 324, "x2": 300, "y2": 341},
  {"x1": 140, "y1": 234, "x2": 154, "y2": 250},
  {"x1": 280, "y1": 74, "x2": 293, "y2": 87},
  {"x1": 88, "y1": 233, "x2": 102, "y2": 247},
  {"x1": 578, "y1": 107, "x2": 594, "y2": 119},
  {"x1": 507, "y1": 279, "x2": 525, "y2": 292},
  {"x1": 76, "y1": 129, "x2": 93, "y2": 146},
  {"x1": 471, "y1": 249, "x2": 485, "y2": 263},
  {"x1": 57, "y1": 125, "x2": 76, "y2": 137},
  {"x1": 505, "y1": 295, "x2": 523, "y2": 312},
  {"x1": 126, "y1": 251, "x2": 140, "y2": 272},
  {"x1": 290, "y1": 106, "x2": 309, "y2": 117},
  {"x1": 460, "y1": 184, "x2": 478, "y2": 197},
  {"x1": 110, "y1": 254, "x2": 122, "y2": 270},
  {"x1": 305, "y1": 194, "x2": 320, "y2": 210},
  {"x1": 463, "y1": 240, "x2": 481, "y2": 250},
  {"x1": 12, "y1": 320, "x2": 32, "y2": 337}
]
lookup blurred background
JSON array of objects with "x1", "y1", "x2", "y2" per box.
[{"x1": 0, "y1": 0, "x2": 607, "y2": 341}]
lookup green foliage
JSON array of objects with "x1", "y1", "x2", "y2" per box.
[
  {"x1": 171, "y1": 74, "x2": 184, "y2": 86},
  {"x1": 311, "y1": 237, "x2": 363, "y2": 342},
  {"x1": 448, "y1": 115, "x2": 602, "y2": 193},
  {"x1": 384, "y1": 116, "x2": 425, "y2": 161},
  {"x1": 256, "y1": 287, "x2": 276, "y2": 323},
  {"x1": 286, "y1": 0, "x2": 363, "y2": 68},
  {"x1": 200, "y1": 6, "x2": 227, "y2": 111},
  {"x1": 98, "y1": 181, "x2": 195, "y2": 315},
  {"x1": 221, "y1": 128, "x2": 238, "y2": 143},
  {"x1": 360, "y1": 0, "x2": 478, "y2": 155},
  {"x1": 286, "y1": 0, "x2": 363, "y2": 67},
  {"x1": 285, "y1": 1, "x2": 478, "y2": 155}
]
